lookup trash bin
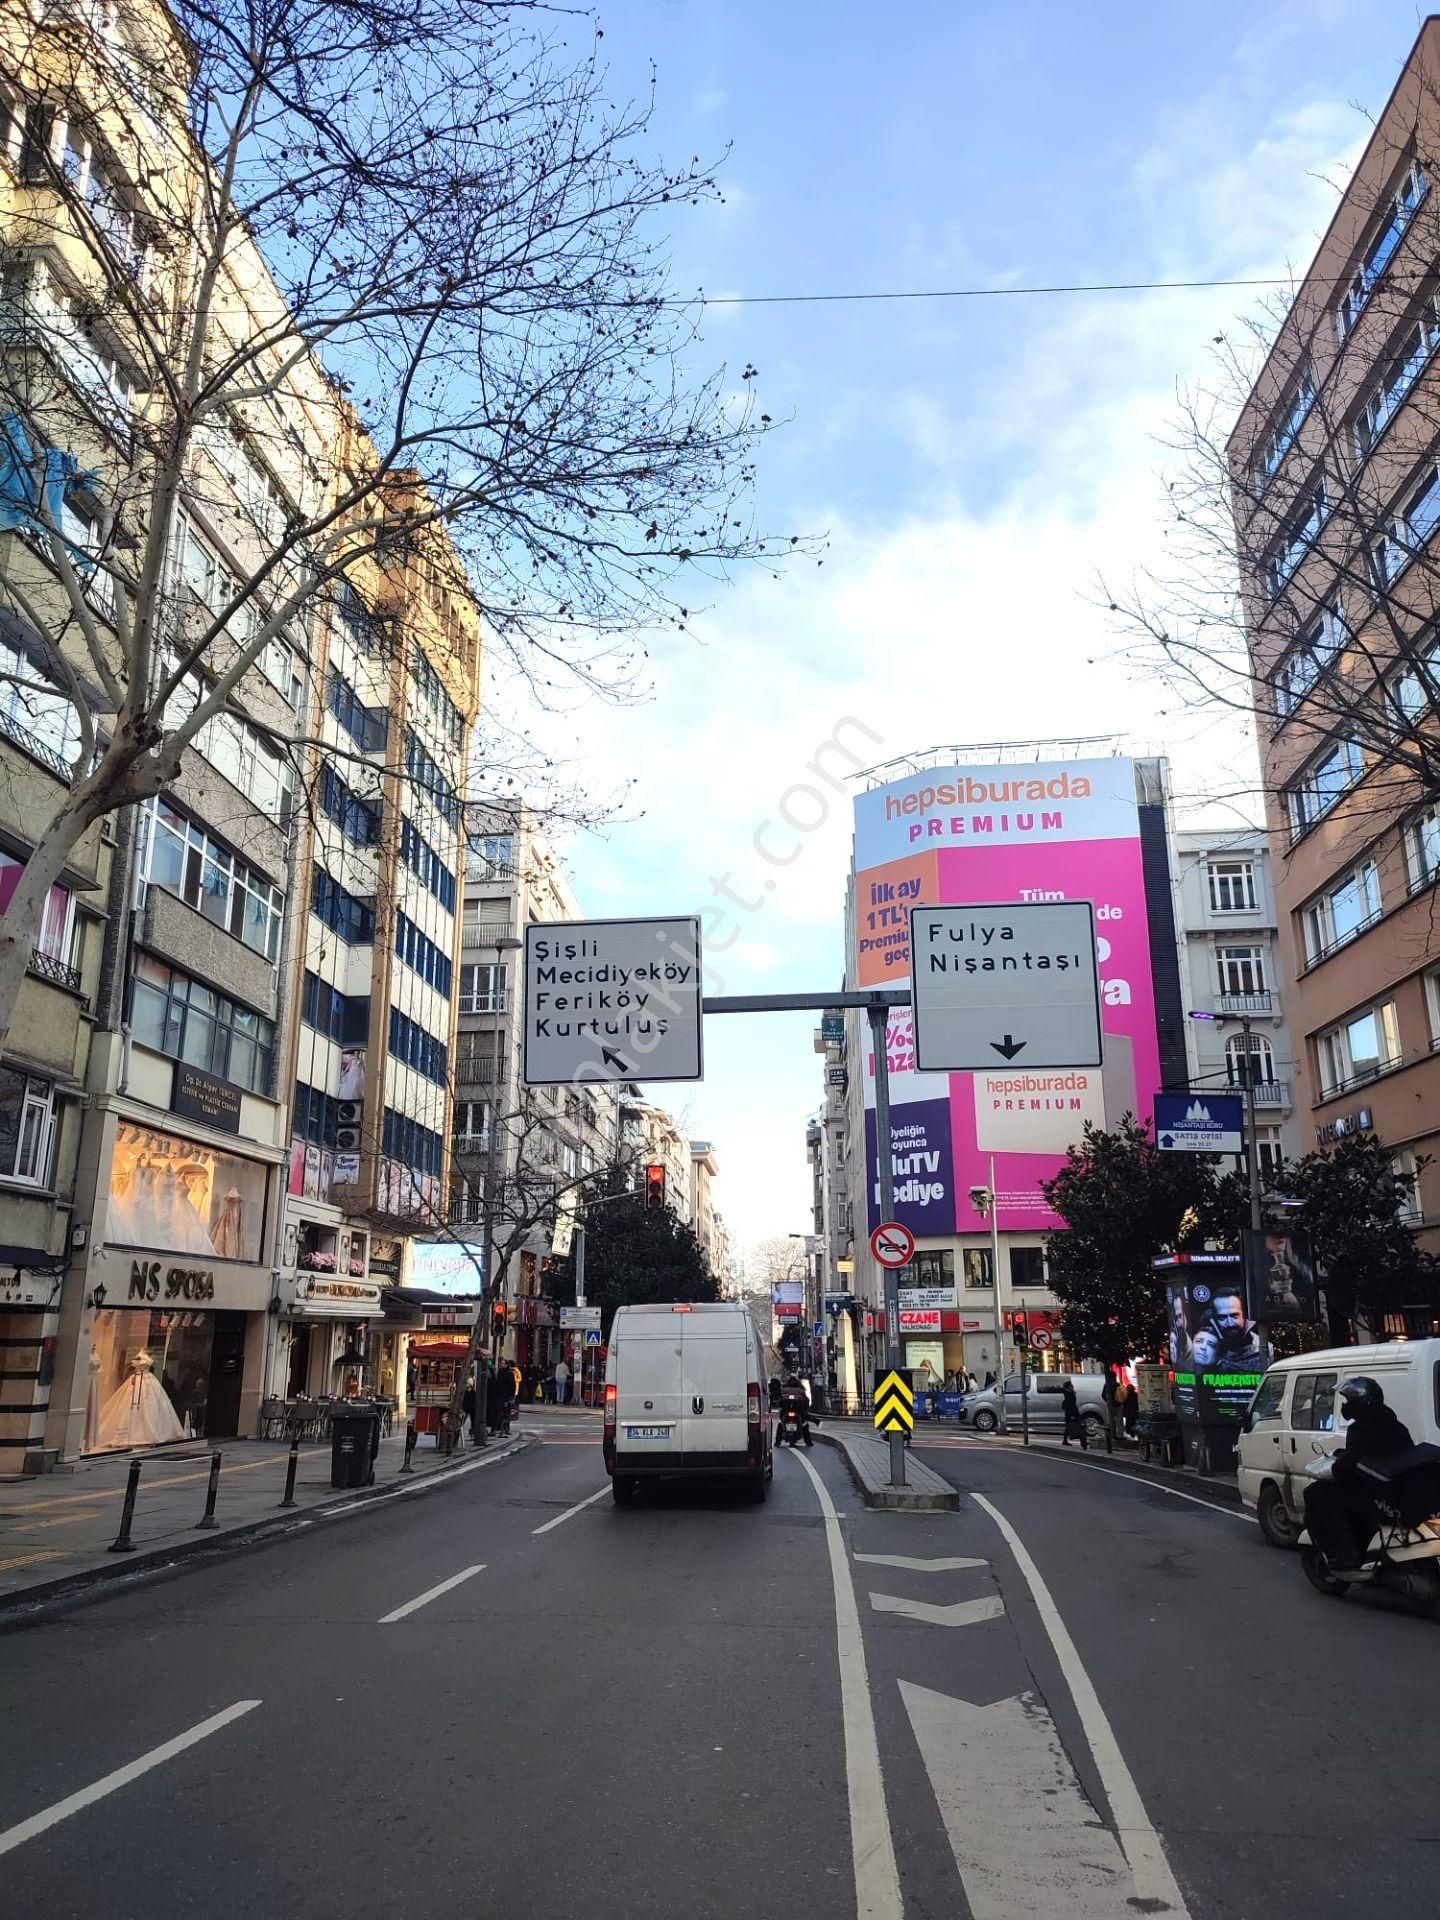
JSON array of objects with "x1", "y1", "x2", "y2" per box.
[{"x1": 330, "y1": 1403, "x2": 380, "y2": 1489}]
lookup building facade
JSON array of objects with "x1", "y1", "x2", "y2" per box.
[
  {"x1": 688, "y1": 1139, "x2": 719, "y2": 1274},
  {"x1": 1172, "y1": 828, "x2": 1305, "y2": 1173},
  {"x1": 1228, "y1": 19, "x2": 1440, "y2": 1248}
]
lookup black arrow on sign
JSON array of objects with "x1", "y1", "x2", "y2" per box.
[
  {"x1": 601, "y1": 1045, "x2": 632, "y2": 1075},
  {"x1": 990, "y1": 1035, "x2": 1026, "y2": 1060}
]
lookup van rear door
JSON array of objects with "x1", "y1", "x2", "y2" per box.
[
  {"x1": 681, "y1": 1319, "x2": 750, "y2": 1467},
  {"x1": 614, "y1": 1316, "x2": 684, "y2": 1465}
]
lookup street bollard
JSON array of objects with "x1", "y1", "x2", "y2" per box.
[
  {"x1": 108, "y1": 1459, "x2": 142, "y2": 1553},
  {"x1": 195, "y1": 1450, "x2": 222, "y2": 1530},
  {"x1": 399, "y1": 1422, "x2": 417, "y2": 1475},
  {"x1": 278, "y1": 1438, "x2": 300, "y2": 1509}
]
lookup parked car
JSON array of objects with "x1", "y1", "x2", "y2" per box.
[
  {"x1": 958, "y1": 1370, "x2": 1107, "y2": 1438},
  {"x1": 1238, "y1": 1338, "x2": 1440, "y2": 1548}
]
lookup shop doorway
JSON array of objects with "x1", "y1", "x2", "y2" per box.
[
  {"x1": 206, "y1": 1312, "x2": 246, "y2": 1437},
  {"x1": 287, "y1": 1323, "x2": 312, "y2": 1398}
]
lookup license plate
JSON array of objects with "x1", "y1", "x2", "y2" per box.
[{"x1": 625, "y1": 1425, "x2": 672, "y2": 1440}]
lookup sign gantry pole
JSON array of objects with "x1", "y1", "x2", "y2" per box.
[{"x1": 867, "y1": 999, "x2": 907, "y2": 1489}]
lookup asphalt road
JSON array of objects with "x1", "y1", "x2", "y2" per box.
[{"x1": 1, "y1": 1415, "x2": 1438, "y2": 1920}]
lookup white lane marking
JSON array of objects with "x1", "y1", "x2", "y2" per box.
[
  {"x1": 318, "y1": 1440, "x2": 524, "y2": 1518},
  {"x1": 972, "y1": 1492, "x2": 1191, "y2": 1917},
  {"x1": 791, "y1": 1448, "x2": 903, "y2": 1920},
  {"x1": 870, "y1": 1592, "x2": 1004, "y2": 1629},
  {"x1": 0, "y1": 1700, "x2": 261, "y2": 1859},
  {"x1": 855, "y1": 1553, "x2": 987, "y2": 1572},
  {"x1": 918, "y1": 1441, "x2": 1252, "y2": 1523},
  {"x1": 901, "y1": 1680, "x2": 1136, "y2": 1919},
  {"x1": 531, "y1": 1485, "x2": 611, "y2": 1536},
  {"x1": 378, "y1": 1563, "x2": 485, "y2": 1624}
]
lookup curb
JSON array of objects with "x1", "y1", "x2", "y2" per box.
[
  {"x1": 815, "y1": 1430, "x2": 960, "y2": 1511},
  {"x1": 0, "y1": 1433, "x2": 536, "y2": 1632}
]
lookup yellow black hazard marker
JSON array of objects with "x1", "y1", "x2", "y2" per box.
[{"x1": 873, "y1": 1370, "x2": 914, "y2": 1433}]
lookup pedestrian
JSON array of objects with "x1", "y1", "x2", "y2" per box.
[
  {"x1": 485, "y1": 1363, "x2": 504, "y2": 1434},
  {"x1": 461, "y1": 1377, "x2": 479, "y2": 1443},
  {"x1": 554, "y1": 1357, "x2": 570, "y2": 1407},
  {"x1": 1102, "y1": 1369, "x2": 1119, "y2": 1436},
  {"x1": 1119, "y1": 1377, "x2": 1138, "y2": 1439},
  {"x1": 1061, "y1": 1378, "x2": 1088, "y2": 1449}
]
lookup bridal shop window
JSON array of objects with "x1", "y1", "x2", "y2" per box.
[
  {"x1": 104, "y1": 1124, "x2": 268, "y2": 1262},
  {"x1": 87, "y1": 1307, "x2": 247, "y2": 1448}
]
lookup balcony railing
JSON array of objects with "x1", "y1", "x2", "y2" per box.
[
  {"x1": 1216, "y1": 990, "x2": 1275, "y2": 1016},
  {"x1": 27, "y1": 946, "x2": 83, "y2": 993},
  {"x1": 456, "y1": 1055, "x2": 507, "y2": 1087},
  {"x1": 1249, "y1": 1079, "x2": 1290, "y2": 1108},
  {"x1": 459, "y1": 991, "x2": 508, "y2": 1015},
  {"x1": 462, "y1": 918, "x2": 516, "y2": 948}
]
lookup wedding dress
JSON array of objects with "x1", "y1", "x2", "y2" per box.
[{"x1": 95, "y1": 1350, "x2": 187, "y2": 1449}]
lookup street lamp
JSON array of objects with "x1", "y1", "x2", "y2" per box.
[
  {"x1": 478, "y1": 931, "x2": 523, "y2": 1428},
  {"x1": 969, "y1": 1170, "x2": 1008, "y2": 1434}
]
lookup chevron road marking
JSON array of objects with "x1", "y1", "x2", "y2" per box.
[{"x1": 869, "y1": 1592, "x2": 1005, "y2": 1628}]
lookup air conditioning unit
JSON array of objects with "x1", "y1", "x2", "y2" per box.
[
  {"x1": 337, "y1": 1101, "x2": 363, "y2": 1127},
  {"x1": 335, "y1": 1126, "x2": 363, "y2": 1153}
]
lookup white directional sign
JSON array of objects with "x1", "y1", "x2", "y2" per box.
[
  {"x1": 909, "y1": 902, "x2": 1102, "y2": 1072},
  {"x1": 559, "y1": 1305, "x2": 602, "y2": 1330},
  {"x1": 523, "y1": 917, "x2": 703, "y2": 1086}
]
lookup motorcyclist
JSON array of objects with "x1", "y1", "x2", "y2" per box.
[
  {"x1": 1303, "y1": 1376, "x2": 1413, "y2": 1569},
  {"x1": 780, "y1": 1372, "x2": 813, "y2": 1448}
]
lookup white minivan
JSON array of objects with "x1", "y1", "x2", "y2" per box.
[
  {"x1": 1238, "y1": 1339, "x2": 1440, "y2": 1547},
  {"x1": 603, "y1": 1301, "x2": 773, "y2": 1505}
]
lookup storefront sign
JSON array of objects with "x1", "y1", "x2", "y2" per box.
[
  {"x1": 128, "y1": 1258, "x2": 215, "y2": 1303},
  {"x1": 1315, "y1": 1105, "x2": 1372, "y2": 1146},
  {"x1": 0, "y1": 1266, "x2": 61, "y2": 1308},
  {"x1": 171, "y1": 1063, "x2": 243, "y2": 1136},
  {"x1": 88, "y1": 1244, "x2": 271, "y2": 1314},
  {"x1": 898, "y1": 1308, "x2": 942, "y2": 1331},
  {"x1": 898, "y1": 1286, "x2": 957, "y2": 1312},
  {"x1": 301, "y1": 1275, "x2": 383, "y2": 1311}
]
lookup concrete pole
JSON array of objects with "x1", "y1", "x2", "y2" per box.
[
  {"x1": 989, "y1": 1154, "x2": 1008, "y2": 1436},
  {"x1": 1243, "y1": 1015, "x2": 1263, "y2": 1234},
  {"x1": 573, "y1": 1218, "x2": 586, "y2": 1405},
  {"x1": 867, "y1": 998, "x2": 905, "y2": 1488}
]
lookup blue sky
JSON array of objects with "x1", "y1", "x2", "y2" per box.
[{"x1": 514, "y1": 0, "x2": 1424, "y2": 1253}]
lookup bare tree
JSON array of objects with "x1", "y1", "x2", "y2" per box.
[{"x1": 0, "y1": 0, "x2": 794, "y2": 1058}]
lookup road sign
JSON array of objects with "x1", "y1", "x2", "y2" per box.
[
  {"x1": 1155, "y1": 1091, "x2": 1244, "y2": 1153},
  {"x1": 874, "y1": 1369, "x2": 915, "y2": 1433},
  {"x1": 909, "y1": 901, "x2": 1102, "y2": 1071},
  {"x1": 560, "y1": 1305, "x2": 601, "y2": 1330},
  {"x1": 584, "y1": 1329, "x2": 603, "y2": 1346},
  {"x1": 871, "y1": 1221, "x2": 916, "y2": 1269},
  {"x1": 1030, "y1": 1328, "x2": 1053, "y2": 1351},
  {"x1": 522, "y1": 916, "x2": 703, "y2": 1086}
]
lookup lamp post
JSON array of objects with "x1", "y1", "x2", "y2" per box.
[
  {"x1": 970, "y1": 1168, "x2": 1007, "y2": 1435},
  {"x1": 477, "y1": 931, "x2": 523, "y2": 1435}
]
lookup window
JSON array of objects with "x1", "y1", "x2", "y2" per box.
[
  {"x1": 1338, "y1": 159, "x2": 1428, "y2": 338},
  {"x1": 1253, "y1": 366, "x2": 1315, "y2": 490},
  {"x1": 394, "y1": 911, "x2": 453, "y2": 996},
  {"x1": 1274, "y1": 605, "x2": 1346, "y2": 720},
  {"x1": 1372, "y1": 463, "x2": 1440, "y2": 586},
  {"x1": 1291, "y1": 1372, "x2": 1338, "y2": 1433},
  {"x1": 908, "y1": 1249, "x2": 955, "y2": 1289},
  {"x1": 61, "y1": 125, "x2": 148, "y2": 274},
  {"x1": 1226, "y1": 1034, "x2": 1275, "y2": 1088},
  {"x1": 164, "y1": 656, "x2": 296, "y2": 823},
  {"x1": 1009, "y1": 1247, "x2": 1046, "y2": 1288},
  {"x1": 1302, "y1": 862, "x2": 1381, "y2": 964},
  {"x1": 34, "y1": 880, "x2": 75, "y2": 967},
  {"x1": 962, "y1": 1248, "x2": 992, "y2": 1289},
  {"x1": 1405, "y1": 805, "x2": 1440, "y2": 892},
  {"x1": 1248, "y1": 1372, "x2": 1287, "y2": 1425},
  {"x1": 1255, "y1": 1126, "x2": 1285, "y2": 1179},
  {"x1": 1355, "y1": 298, "x2": 1440, "y2": 454},
  {"x1": 453, "y1": 1101, "x2": 490, "y2": 1147},
  {"x1": 1315, "y1": 1001, "x2": 1401, "y2": 1097},
  {"x1": 1264, "y1": 482, "x2": 1328, "y2": 597},
  {"x1": 0, "y1": 1067, "x2": 54, "y2": 1185},
  {"x1": 1390, "y1": 635, "x2": 1440, "y2": 726},
  {"x1": 260, "y1": 636, "x2": 304, "y2": 711},
  {"x1": 130, "y1": 954, "x2": 275, "y2": 1094},
  {"x1": 388, "y1": 1007, "x2": 448, "y2": 1086},
  {"x1": 1286, "y1": 737, "x2": 1363, "y2": 836},
  {"x1": 1207, "y1": 861, "x2": 1256, "y2": 912},
  {"x1": 1216, "y1": 946, "x2": 1266, "y2": 995},
  {"x1": 468, "y1": 832, "x2": 515, "y2": 879},
  {"x1": 337, "y1": 584, "x2": 389, "y2": 659},
  {"x1": 327, "y1": 668, "x2": 387, "y2": 753},
  {"x1": 459, "y1": 962, "x2": 506, "y2": 1014},
  {"x1": 1393, "y1": 1150, "x2": 1423, "y2": 1224},
  {"x1": 300, "y1": 970, "x2": 369, "y2": 1045},
  {"x1": 411, "y1": 650, "x2": 465, "y2": 751},
  {"x1": 0, "y1": 637, "x2": 82, "y2": 774},
  {"x1": 399, "y1": 819, "x2": 456, "y2": 913},
  {"x1": 136, "y1": 796, "x2": 284, "y2": 961},
  {"x1": 405, "y1": 728, "x2": 459, "y2": 830},
  {"x1": 320, "y1": 764, "x2": 381, "y2": 846},
  {"x1": 382, "y1": 1107, "x2": 443, "y2": 1177},
  {"x1": 310, "y1": 866, "x2": 375, "y2": 945},
  {"x1": 292, "y1": 1080, "x2": 342, "y2": 1149}
]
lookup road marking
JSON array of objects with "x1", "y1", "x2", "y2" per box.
[
  {"x1": 318, "y1": 1438, "x2": 525, "y2": 1518},
  {"x1": 532, "y1": 1485, "x2": 611, "y2": 1535},
  {"x1": 0, "y1": 1548, "x2": 70, "y2": 1574},
  {"x1": 854, "y1": 1553, "x2": 987, "y2": 1572},
  {"x1": 901, "y1": 1680, "x2": 1136, "y2": 1918},
  {"x1": 791, "y1": 1448, "x2": 903, "y2": 1920},
  {"x1": 913, "y1": 1437, "x2": 1253, "y2": 1522},
  {"x1": 972, "y1": 1492, "x2": 1190, "y2": 1916},
  {"x1": 0, "y1": 1700, "x2": 261, "y2": 1859},
  {"x1": 379, "y1": 1563, "x2": 485, "y2": 1623},
  {"x1": 870, "y1": 1592, "x2": 1004, "y2": 1629}
]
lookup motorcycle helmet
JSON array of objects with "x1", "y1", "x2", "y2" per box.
[{"x1": 1338, "y1": 1375, "x2": 1384, "y2": 1417}]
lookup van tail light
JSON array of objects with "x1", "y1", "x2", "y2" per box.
[
  {"x1": 603, "y1": 1384, "x2": 617, "y2": 1429},
  {"x1": 748, "y1": 1383, "x2": 761, "y2": 1427}
]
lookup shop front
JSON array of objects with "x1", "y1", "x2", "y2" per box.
[
  {"x1": 272, "y1": 1269, "x2": 385, "y2": 1403},
  {"x1": 897, "y1": 1307, "x2": 994, "y2": 1387},
  {"x1": 82, "y1": 1119, "x2": 276, "y2": 1451}
]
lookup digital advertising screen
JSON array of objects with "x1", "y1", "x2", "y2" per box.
[{"x1": 1162, "y1": 1258, "x2": 1270, "y2": 1423}]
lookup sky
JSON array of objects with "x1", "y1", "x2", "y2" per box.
[{"x1": 504, "y1": 0, "x2": 1428, "y2": 1254}]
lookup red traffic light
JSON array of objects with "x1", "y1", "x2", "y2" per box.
[{"x1": 644, "y1": 1163, "x2": 666, "y2": 1211}]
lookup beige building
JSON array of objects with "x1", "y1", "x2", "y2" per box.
[
  {"x1": 688, "y1": 1139, "x2": 720, "y2": 1274},
  {"x1": 1228, "y1": 18, "x2": 1440, "y2": 1264}
]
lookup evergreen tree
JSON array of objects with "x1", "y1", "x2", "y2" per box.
[
  {"x1": 542, "y1": 1165, "x2": 718, "y2": 1334},
  {"x1": 1273, "y1": 1135, "x2": 1436, "y2": 1342}
]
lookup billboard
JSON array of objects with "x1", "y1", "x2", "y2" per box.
[
  {"x1": 855, "y1": 758, "x2": 1161, "y2": 1234},
  {"x1": 409, "y1": 1240, "x2": 488, "y2": 1295},
  {"x1": 1242, "y1": 1228, "x2": 1319, "y2": 1324},
  {"x1": 1161, "y1": 1257, "x2": 1269, "y2": 1423}
]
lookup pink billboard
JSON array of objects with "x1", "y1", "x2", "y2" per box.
[{"x1": 855, "y1": 758, "x2": 1161, "y2": 1234}]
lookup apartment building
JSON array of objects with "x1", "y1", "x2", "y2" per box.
[
  {"x1": 621, "y1": 1097, "x2": 692, "y2": 1224},
  {"x1": 688, "y1": 1139, "x2": 720, "y2": 1273},
  {"x1": 1228, "y1": 19, "x2": 1440, "y2": 1246},
  {"x1": 1172, "y1": 829, "x2": 1305, "y2": 1173}
]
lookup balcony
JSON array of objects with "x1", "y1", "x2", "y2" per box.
[
  {"x1": 461, "y1": 918, "x2": 516, "y2": 949},
  {"x1": 1249, "y1": 1079, "x2": 1291, "y2": 1109},
  {"x1": 1216, "y1": 990, "x2": 1275, "y2": 1016},
  {"x1": 459, "y1": 991, "x2": 508, "y2": 1015},
  {"x1": 27, "y1": 947, "x2": 83, "y2": 994}
]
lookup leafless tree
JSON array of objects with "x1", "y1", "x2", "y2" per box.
[{"x1": 0, "y1": 0, "x2": 795, "y2": 1058}]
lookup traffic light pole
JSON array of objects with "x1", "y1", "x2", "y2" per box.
[{"x1": 867, "y1": 999, "x2": 906, "y2": 1490}]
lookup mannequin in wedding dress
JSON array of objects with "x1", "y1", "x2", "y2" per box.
[{"x1": 96, "y1": 1348, "x2": 186, "y2": 1450}]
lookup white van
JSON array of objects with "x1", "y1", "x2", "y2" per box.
[
  {"x1": 603, "y1": 1301, "x2": 772, "y2": 1505},
  {"x1": 1238, "y1": 1339, "x2": 1440, "y2": 1547}
]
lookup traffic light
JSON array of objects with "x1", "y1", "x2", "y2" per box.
[
  {"x1": 1013, "y1": 1310, "x2": 1029, "y2": 1348},
  {"x1": 492, "y1": 1300, "x2": 507, "y2": 1340},
  {"x1": 644, "y1": 1163, "x2": 666, "y2": 1212}
]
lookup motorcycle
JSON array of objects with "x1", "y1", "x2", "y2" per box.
[
  {"x1": 776, "y1": 1399, "x2": 817, "y2": 1448},
  {"x1": 1300, "y1": 1442, "x2": 1440, "y2": 1618}
]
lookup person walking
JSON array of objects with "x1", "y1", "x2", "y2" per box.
[
  {"x1": 554, "y1": 1357, "x2": 570, "y2": 1407},
  {"x1": 1118, "y1": 1377, "x2": 1138, "y2": 1439},
  {"x1": 461, "y1": 1377, "x2": 479, "y2": 1444},
  {"x1": 1061, "y1": 1378, "x2": 1088, "y2": 1449}
]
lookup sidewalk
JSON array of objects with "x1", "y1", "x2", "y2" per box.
[{"x1": 0, "y1": 1423, "x2": 534, "y2": 1621}]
